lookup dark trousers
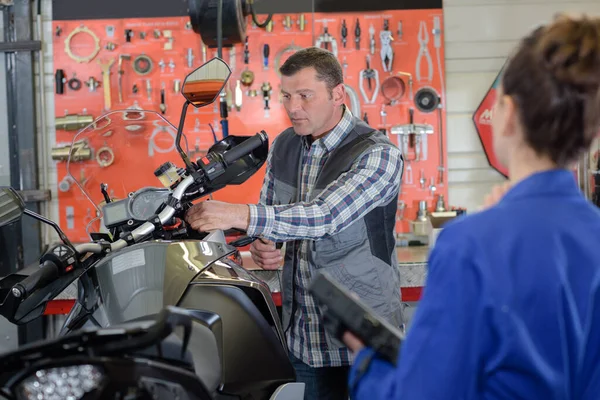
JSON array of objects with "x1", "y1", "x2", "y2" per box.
[{"x1": 290, "y1": 353, "x2": 349, "y2": 400}]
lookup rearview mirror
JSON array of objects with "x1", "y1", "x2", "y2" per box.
[
  {"x1": 182, "y1": 58, "x2": 231, "y2": 107},
  {"x1": 0, "y1": 187, "x2": 25, "y2": 228}
]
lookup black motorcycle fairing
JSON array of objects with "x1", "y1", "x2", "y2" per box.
[{"x1": 0, "y1": 307, "x2": 216, "y2": 400}]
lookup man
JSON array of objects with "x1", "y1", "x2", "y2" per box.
[{"x1": 186, "y1": 47, "x2": 404, "y2": 399}]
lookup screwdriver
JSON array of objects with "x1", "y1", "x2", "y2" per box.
[{"x1": 263, "y1": 44, "x2": 270, "y2": 70}]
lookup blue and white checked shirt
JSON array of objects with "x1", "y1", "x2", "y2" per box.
[{"x1": 247, "y1": 106, "x2": 403, "y2": 368}]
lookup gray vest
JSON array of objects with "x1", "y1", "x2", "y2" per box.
[{"x1": 271, "y1": 117, "x2": 403, "y2": 348}]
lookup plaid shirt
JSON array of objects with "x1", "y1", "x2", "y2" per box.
[{"x1": 247, "y1": 107, "x2": 403, "y2": 367}]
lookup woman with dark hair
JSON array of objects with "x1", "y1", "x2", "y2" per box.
[{"x1": 344, "y1": 14, "x2": 600, "y2": 399}]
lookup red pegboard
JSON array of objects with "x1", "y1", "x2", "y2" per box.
[{"x1": 52, "y1": 10, "x2": 446, "y2": 243}]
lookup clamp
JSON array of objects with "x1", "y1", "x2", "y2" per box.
[
  {"x1": 359, "y1": 56, "x2": 379, "y2": 104},
  {"x1": 379, "y1": 20, "x2": 394, "y2": 72},
  {"x1": 315, "y1": 24, "x2": 338, "y2": 57},
  {"x1": 416, "y1": 21, "x2": 433, "y2": 82}
]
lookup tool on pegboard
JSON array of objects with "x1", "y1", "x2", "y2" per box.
[
  {"x1": 118, "y1": 54, "x2": 131, "y2": 103},
  {"x1": 263, "y1": 44, "x2": 270, "y2": 70},
  {"x1": 359, "y1": 55, "x2": 379, "y2": 104},
  {"x1": 354, "y1": 19, "x2": 361, "y2": 50},
  {"x1": 369, "y1": 24, "x2": 376, "y2": 55},
  {"x1": 416, "y1": 21, "x2": 434, "y2": 82},
  {"x1": 55, "y1": 69, "x2": 66, "y2": 94},
  {"x1": 341, "y1": 19, "x2": 348, "y2": 48},
  {"x1": 316, "y1": 21, "x2": 338, "y2": 57},
  {"x1": 379, "y1": 20, "x2": 394, "y2": 72},
  {"x1": 97, "y1": 58, "x2": 115, "y2": 110}
]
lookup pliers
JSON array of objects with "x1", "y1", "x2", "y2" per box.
[{"x1": 415, "y1": 21, "x2": 433, "y2": 82}]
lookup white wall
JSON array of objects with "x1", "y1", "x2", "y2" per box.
[
  {"x1": 442, "y1": 0, "x2": 600, "y2": 210},
  {"x1": 24, "y1": 0, "x2": 600, "y2": 242}
]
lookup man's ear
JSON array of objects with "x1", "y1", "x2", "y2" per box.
[{"x1": 331, "y1": 84, "x2": 345, "y2": 105}]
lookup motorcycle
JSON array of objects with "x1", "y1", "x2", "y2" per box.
[{"x1": 0, "y1": 57, "x2": 303, "y2": 400}]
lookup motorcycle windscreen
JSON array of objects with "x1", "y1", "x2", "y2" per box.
[
  {"x1": 67, "y1": 240, "x2": 233, "y2": 329},
  {"x1": 65, "y1": 109, "x2": 204, "y2": 241}
]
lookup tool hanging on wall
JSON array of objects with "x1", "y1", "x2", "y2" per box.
[
  {"x1": 186, "y1": 48, "x2": 195, "y2": 68},
  {"x1": 274, "y1": 43, "x2": 303, "y2": 77},
  {"x1": 397, "y1": 72, "x2": 414, "y2": 100},
  {"x1": 173, "y1": 79, "x2": 181, "y2": 93},
  {"x1": 433, "y1": 16, "x2": 445, "y2": 98},
  {"x1": 263, "y1": 44, "x2": 270, "y2": 70},
  {"x1": 133, "y1": 55, "x2": 153, "y2": 76},
  {"x1": 51, "y1": 140, "x2": 92, "y2": 161},
  {"x1": 359, "y1": 55, "x2": 379, "y2": 104},
  {"x1": 380, "y1": 104, "x2": 387, "y2": 135},
  {"x1": 68, "y1": 74, "x2": 82, "y2": 91},
  {"x1": 315, "y1": 22, "x2": 338, "y2": 57},
  {"x1": 414, "y1": 87, "x2": 440, "y2": 113},
  {"x1": 344, "y1": 84, "x2": 361, "y2": 117},
  {"x1": 97, "y1": 58, "x2": 115, "y2": 110},
  {"x1": 341, "y1": 19, "x2": 348, "y2": 48},
  {"x1": 229, "y1": 47, "x2": 236, "y2": 72},
  {"x1": 146, "y1": 79, "x2": 152, "y2": 101},
  {"x1": 118, "y1": 54, "x2": 131, "y2": 103},
  {"x1": 55, "y1": 69, "x2": 66, "y2": 94},
  {"x1": 354, "y1": 19, "x2": 361, "y2": 50},
  {"x1": 390, "y1": 108, "x2": 434, "y2": 162},
  {"x1": 148, "y1": 122, "x2": 176, "y2": 156},
  {"x1": 55, "y1": 114, "x2": 94, "y2": 131},
  {"x1": 244, "y1": 36, "x2": 250, "y2": 64},
  {"x1": 381, "y1": 76, "x2": 405, "y2": 105},
  {"x1": 96, "y1": 145, "x2": 115, "y2": 167},
  {"x1": 297, "y1": 14, "x2": 306, "y2": 31},
  {"x1": 262, "y1": 82, "x2": 272, "y2": 118},
  {"x1": 159, "y1": 84, "x2": 167, "y2": 114},
  {"x1": 369, "y1": 24, "x2": 376, "y2": 55},
  {"x1": 416, "y1": 21, "x2": 433, "y2": 82},
  {"x1": 85, "y1": 76, "x2": 100, "y2": 92},
  {"x1": 125, "y1": 29, "x2": 133, "y2": 42},
  {"x1": 437, "y1": 100, "x2": 445, "y2": 185},
  {"x1": 282, "y1": 15, "x2": 293, "y2": 30},
  {"x1": 363, "y1": 112, "x2": 369, "y2": 125},
  {"x1": 235, "y1": 80, "x2": 243, "y2": 111},
  {"x1": 397, "y1": 21, "x2": 403, "y2": 40},
  {"x1": 220, "y1": 91, "x2": 229, "y2": 137},
  {"x1": 379, "y1": 20, "x2": 394, "y2": 72},
  {"x1": 64, "y1": 25, "x2": 100, "y2": 63}
]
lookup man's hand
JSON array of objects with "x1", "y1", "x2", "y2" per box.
[
  {"x1": 482, "y1": 181, "x2": 511, "y2": 209},
  {"x1": 249, "y1": 239, "x2": 283, "y2": 270},
  {"x1": 343, "y1": 331, "x2": 365, "y2": 353},
  {"x1": 185, "y1": 200, "x2": 250, "y2": 232}
]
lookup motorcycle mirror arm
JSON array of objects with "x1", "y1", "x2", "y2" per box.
[
  {"x1": 176, "y1": 100, "x2": 195, "y2": 173},
  {"x1": 23, "y1": 208, "x2": 75, "y2": 251}
]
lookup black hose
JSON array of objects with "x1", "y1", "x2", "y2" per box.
[{"x1": 250, "y1": 2, "x2": 272, "y2": 28}]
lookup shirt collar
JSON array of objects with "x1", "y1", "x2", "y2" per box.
[
  {"x1": 499, "y1": 169, "x2": 582, "y2": 204},
  {"x1": 301, "y1": 105, "x2": 354, "y2": 152}
]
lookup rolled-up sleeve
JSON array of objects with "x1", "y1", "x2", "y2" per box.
[{"x1": 247, "y1": 144, "x2": 403, "y2": 241}]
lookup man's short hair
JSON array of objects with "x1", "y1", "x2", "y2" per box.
[{"x1": 279, "y1": 47, "x2": 343, "y2": 92}]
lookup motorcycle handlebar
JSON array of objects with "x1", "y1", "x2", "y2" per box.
[
  {"x1": 12, "y1": 260, "x2": 59, "y2": 299},
  {"x1": 222, "y1": 131, "x2": 268, "y2": 166}
]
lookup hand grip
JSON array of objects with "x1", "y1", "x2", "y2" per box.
[
  {"x1": 12, "y1": 260, "x2": 59, "y2": 299},
  {"x1": 222, "y1": 132, "x2": 267, "y2": 166}
]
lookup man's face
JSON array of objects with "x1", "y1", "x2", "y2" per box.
[{"x1": 280, "y1": 67, "x2": 339, "y2": 137}]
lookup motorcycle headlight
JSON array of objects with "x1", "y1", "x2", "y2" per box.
[{"x1": 16, "y1": 364, "x2": 104, "y2": 400}]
